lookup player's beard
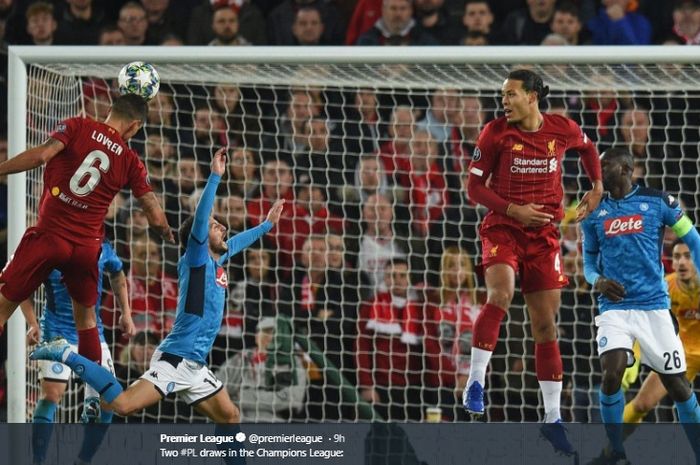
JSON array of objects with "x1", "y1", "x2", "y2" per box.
[{"x1": 212, "y1": 239, "x2": 228, "y2": 255}]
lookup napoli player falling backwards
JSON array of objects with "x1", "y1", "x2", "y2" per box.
[
  {"x1": 0, "y1": 94, "x2": 172, "y2": 378},
  {"x1": 31, "y1": 148, "x2": 283, "y2": 465},
  {"x1": 582, "y1": 148, "x2": 700, "y2": 464},
  {"x1": 464, "y1": 69, "x2": 603, "y2": 455}
]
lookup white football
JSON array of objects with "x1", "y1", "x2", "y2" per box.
[{"x1": 117, "y1": 61, "x2": 160, "y2": 101}]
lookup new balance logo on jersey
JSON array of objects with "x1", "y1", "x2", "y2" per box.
[
  {"x1": 512, "y1": 143, "x2": 523, "y2": 151},
  {"x1": 604, "y1": 214, "x2": 644, "y2": 237}
]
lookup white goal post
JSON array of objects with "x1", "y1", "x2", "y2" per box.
[{"x1": 7, "y1": 45, "x2": 700, "y2": 424}]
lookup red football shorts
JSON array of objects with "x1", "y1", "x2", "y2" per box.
[
  {"x1": 480, "y1": 223, "x2": 568, "y2": 294},
  {"x1": 0, "y1": 227, "x2": 101, "y2": 306}
]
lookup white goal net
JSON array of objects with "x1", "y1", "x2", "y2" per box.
[{"x1": 10, "y1": 47, "x2": 700, "y2": 424}]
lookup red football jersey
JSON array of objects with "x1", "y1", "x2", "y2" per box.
[
  {"x1": 468, "y1": 114, "x2": 595, "y2": 228},
  {"x1": 38, "y1": 117, "x2": 151, "y2": 244}
]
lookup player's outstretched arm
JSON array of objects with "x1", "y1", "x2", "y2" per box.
[
  {"x1": 109, "y1": 270, "x2": 135, "y2": 338},
  {"x1": 136, "y1": 191, "x2": 174, "y2": 243},
  {"x1": 218, "y1": 200, "x2": 283, "y2": 263},
  {"x1": 0, "y1": 138, "x2": 64, "y2": 177},
  {"x1": 185, "y1": 148, "x2": 227, "y2": 266}
]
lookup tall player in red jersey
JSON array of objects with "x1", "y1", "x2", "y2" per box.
[
  {"x1": 463, "y1": 70, "x2": 603, "y2": 453},
  {"x1": 0, "y1": 94, "x2": 172, "y2": 371}
]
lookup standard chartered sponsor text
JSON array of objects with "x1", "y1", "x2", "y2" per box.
[{"x1": 511, "y1": 157, "x2": 556, "y2": 174}]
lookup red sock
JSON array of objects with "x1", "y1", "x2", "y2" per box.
[
  {"x1": 472, "y1": 303, "x2": 506, "y2": 351},
  {"x1": 77, "y1": 327, "x2": 101, "y2": 364},
  {"x1": 535, "y1": 340, "x2": 563, "y2": 381}
]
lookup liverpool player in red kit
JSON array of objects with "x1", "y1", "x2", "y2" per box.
[
  {"x1": 463, "y1": 70, "x2": 603, "y2": 454},
  {"x1": 0, "y1": 94, "x2": 172, "y2": 372}
]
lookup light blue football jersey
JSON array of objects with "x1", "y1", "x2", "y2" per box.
[
  {"x1": 581, "y1": 186, "x2": 685, "y2": 312},
  {"x1": 157, "y1": 173, "x2": 272, "y2": 364}
]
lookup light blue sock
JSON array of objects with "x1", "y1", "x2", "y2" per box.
[
  {"x1": 64, "y1": 352, "x2": 123, "y2": 403},
  {"x1": 676, "y1": 394, "x2": 700, "y2": 464},
  {"x1": 216, "y1": 423, "x2": 246, "y2": 465},
  {"x1": 77, "y1": 411, "x2": 113, "y2": 463},
  {"x1": 676, "y1": 394, "x2": 700, "y2": 423},
  {"x1": 599, "y1": 388, "x2": 625, "y2": 455},
  {"x1": 32, "y1": 399, "x2": 57, "y2": 464}
]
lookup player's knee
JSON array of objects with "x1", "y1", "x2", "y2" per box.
[
  {"x1": 74, "y1": 310, "x2": 97, "y2": 330},
  {"x1": 601, "y1": 366, "x2": 625, "y2": 393},
  {"x1": 486, "y1": 289, "x2": 513, "y2": 309},
  {"x1": 111, "y1": 399, "x2": 135, "y2": 417},
  {"x1": 662, "y1": 375, "x2": 692, "y2": 402},
  {"x1": 632, "y1": 396, "x2": 653, "y2": 414},
  {"x1": 530, "y1": 319, "x2": 557, "y2": 342},
  {"x1": 42, "y1": 383, "x2": 65, "y2": 404},
  {"x1": 42, "y1": 390, "x2": 62, "y2": 404},
  {"x1": 223, "y1": 403, "x2": 240, "y2": 424}
]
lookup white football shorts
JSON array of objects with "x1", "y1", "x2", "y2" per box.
[
  {"x1": 595, "y1": 309, "x2": 686, "y2": 375},
  {"x1": 39, "y1": 342, "x2": 114, "y2": 382},
  {"x1": 140, "y1": 350, "x2": 223, "y2": 405}
]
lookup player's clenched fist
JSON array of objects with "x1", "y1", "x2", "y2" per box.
[{"x1": 210, "y1": 147, "x2": 227, "y2": 176}]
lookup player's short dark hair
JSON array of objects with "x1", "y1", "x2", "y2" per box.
[
  {"x1": 601, "y1": 147, "x2": 634, "y2": 168},
  {"x1": 111, "y1": 94, "x2": 148, "y2": 123},
  {"x1": 507, "y1": 69, "x2": 550, "y2": 102},
  {"x1": 179, "y1": 214, "x2": 227, "y2": 248}
]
